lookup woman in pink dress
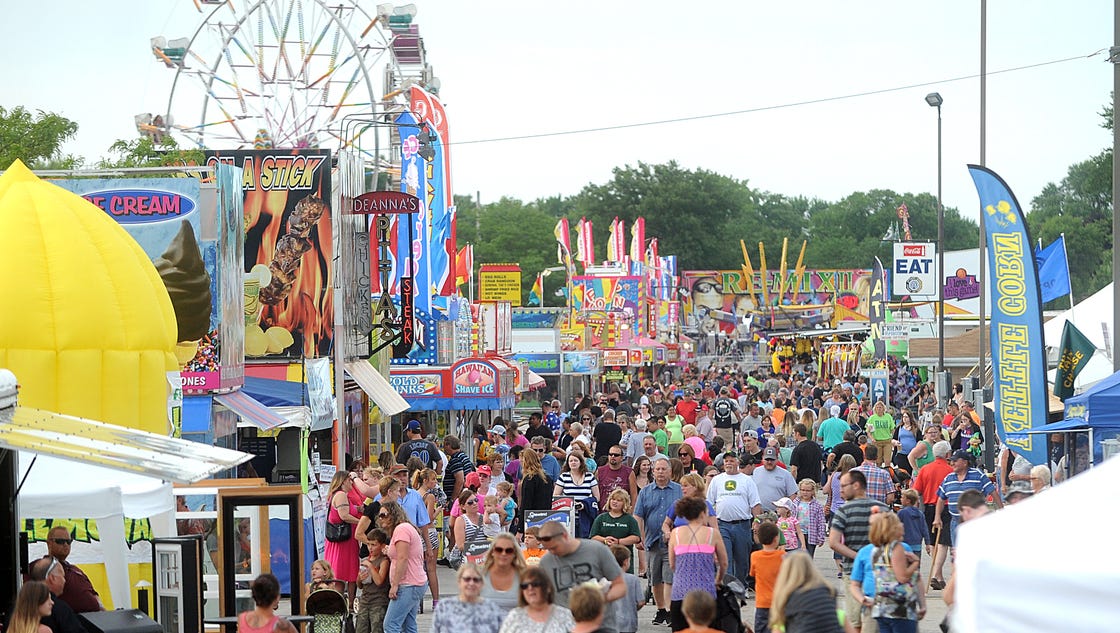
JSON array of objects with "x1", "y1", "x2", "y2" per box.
[{"x1": 324, "y1": 471, "x2": 362, "y2": 605}]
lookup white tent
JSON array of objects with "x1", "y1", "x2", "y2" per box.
[
  {"x1": 17, "y1": 452, "x2": 174, "y2": 610},
  {"x1": 953, "y1": 455, "x2": 1120, "y2": 632},
  {"x1": 1043, "y1": 282, "x2": 1114, "y2": 387}
]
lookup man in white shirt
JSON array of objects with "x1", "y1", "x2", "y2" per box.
[{"x1": 707, "y1": 451, "x2": 762, "y2": 582}]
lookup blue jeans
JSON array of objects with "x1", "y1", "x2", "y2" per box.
[
  {"x1": 950, "y1": 514, "x2": 961, "y2": 546},
  {"x1": 383, "y1": 583, "x2": 424, "y2": 633},
  {"x1": 876, "y1": 617, "x2": 918, "y2": 633},
  {"x1": 718, "y1": 519, "x2": 753, "y2": 581}
]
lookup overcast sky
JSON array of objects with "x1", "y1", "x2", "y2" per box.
[{"x1": 4, "y1": 1, "x2": 1111, "y2": 229}]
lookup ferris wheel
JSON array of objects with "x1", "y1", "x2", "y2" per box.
[{"x1": 148, "y1": 1, "x2": 433, "y2": 151}]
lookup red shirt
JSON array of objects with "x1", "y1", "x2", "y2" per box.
[
  {"x1": 676, "y1": 399, "x2": 699, "y2": 425},
  {"x1": 912, "y1": 457, "x2": 953, "y2": 505}
]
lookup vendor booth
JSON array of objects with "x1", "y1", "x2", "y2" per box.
[
  {"x1": 391, "y1": 357, "x2": 518, "y2": 441},
  {"x1": 1027, "y1": 369, "x2": 1120, "y2": 478}
]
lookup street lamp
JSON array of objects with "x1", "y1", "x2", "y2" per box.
[{"x1": 926, "y1": 92, "x2": 945, "y2": 379}]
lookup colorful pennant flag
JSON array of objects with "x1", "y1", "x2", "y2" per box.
[
  {"x1": 528, "y1": 272, "x2": 544, "y2": 307},
  {"x1": 576, "y1": 217, "x2": 595, "y2": 268},
  {"x1": 1054, "y1": 320, "x2": 1096, "y2": 400},
  {"x1": 607, "y1": 217, "x2": 625, "y2": 263},
  {"x1": 1034, "y1": 235, "x2": 1072, "y2": 303},
  {"x1": 454, "y1": 244, "x2": 473, "y2": 288},
  {"x1": 554, "y1": 217, "x2": 572, "y2": 265}
]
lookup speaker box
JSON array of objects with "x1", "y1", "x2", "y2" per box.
[{"x1": 79, "y1": 609, "x2": 162, "y2": 633}]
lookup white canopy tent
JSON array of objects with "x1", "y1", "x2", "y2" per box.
[
  {"x1": 953, "y1": 455, "x2": 1120, "y2": 632},
  {"x1": 17, "y1": 452, "x2": 174, "y2": 610}
]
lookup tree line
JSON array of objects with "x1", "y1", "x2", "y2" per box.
[{"x1": 2, "y1": 104, "x2": 1112, "y2": 306}]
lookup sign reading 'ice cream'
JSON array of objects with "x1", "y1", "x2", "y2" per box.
[{"x1": 81, "y1": 189, "x2": 197, "y2": 223}]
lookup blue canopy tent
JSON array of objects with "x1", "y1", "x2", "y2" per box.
[{"x1": 1028, "y1": 370, "x2": 1120, "y2": 474}]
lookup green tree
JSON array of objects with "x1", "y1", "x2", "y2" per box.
[
  {"x1": 98, "y1": 136, "x2": 204, "y2": 169},
  {"x1": 457, "y1": 196, "x2": 561, "y2": 300},
  {"x1": 569, "y1": 161, "x2": 759, "y2": 270},
  {"x1": 1028, "y1": 149, "x2": 1112, "y2": 303},
  {"x1": 803, "y1": 189, "x2": 977, "y2": 269},
  {"x1": 0, "y1": 106, "x2": 80, "y2": 169}
]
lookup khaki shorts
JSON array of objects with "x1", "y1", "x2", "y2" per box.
[{"x1": 843, "y1": 586, "x2": 878, "y2": 631}]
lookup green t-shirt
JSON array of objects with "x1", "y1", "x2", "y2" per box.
[
  {"x1": 590, "y1": 512, "x2": 640, "y2": 540},
  {"x1": 653, "y1": 429, "x2": 669, "y2": 451},
  {"x1": 866, "y1": 413, "x2": 895, "y2": 441}
]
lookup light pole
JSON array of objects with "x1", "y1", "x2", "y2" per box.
[{"x1": 926, "y1": 92, "x2": 945, "y2": 377}]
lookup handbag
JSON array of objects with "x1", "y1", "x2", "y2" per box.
[
  {"x1": 870, "y1": 540, "x2": 919, "y2": 620},
  {"x1": 325, "y1": 520, "x2": 352, "y2": 543}
]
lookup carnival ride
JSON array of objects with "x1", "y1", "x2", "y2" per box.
[{"x1": 145, "y1": 1, "x2": 436, "y2": 158}]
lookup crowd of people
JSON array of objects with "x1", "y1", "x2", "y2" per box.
[
  {"x1": 14, "y1": 358, "x2": 1064, "y2": 633},
  {"x1": 298, "y1": 360, "x2": 1061, "y2": 633}
]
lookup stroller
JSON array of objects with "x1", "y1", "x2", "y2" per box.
[
  {"x1": 306, "y1": 587, "x2": 349, "y2": 633},
  {"x1": 714, "y1": 574, "x2": 749, "y2": 633}
]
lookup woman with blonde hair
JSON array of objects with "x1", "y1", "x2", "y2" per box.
[
  {"x1": 413, "y1": 467, "x2": 443, "y2": 610},
  {"x1": 769, "y1": 551, "x2": 847, "y2": 633},
  {"x1": 430, "y1": 563, "x2": 504, "y2": 633},
  {"x1": 518, "y1": 447, "x2": 553, "y2": 521},
  {"x1": 662, "y1": 472, "x2": 716, "y2": 538},
  {"x1": 849, "y1": 512, "x2": 924, "y2": 632},
  {"x1": 324, "y1": 470, "x2": 362, "y2": 604},
  {"x1": 589, "y1": 489, "x2": 641, "y2": 553},
  {"x1": 481, "y1": 532, "x2": 527, "y2": 617},
  {"x1": 9, "y1": 581, "x2": 52, "y2": 633}
]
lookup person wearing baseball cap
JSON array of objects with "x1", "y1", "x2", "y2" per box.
[
  {"x1": 753, "y1": 445, "x2": 797, "y2": 512},
  {"x1": 741, "y1": 429, "x2": 763, "y2": 465},
  {"x1": 934, "y1": 448, "x2": 1002, "y2": 548},
  {"x1": 395, "y1": 418, "x2": 442, "y2": 472},
  {"x1": 707, "y1": 450, "x2": 763, "y2": 584}
]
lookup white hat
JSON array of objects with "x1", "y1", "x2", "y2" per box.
[{"x1": 490, "y1": 425, "x2": 507, "y2": 436}]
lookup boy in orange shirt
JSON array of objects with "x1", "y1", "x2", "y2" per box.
[{"x1": 749, "y1": 521, "x2": 785, "y2": 633}]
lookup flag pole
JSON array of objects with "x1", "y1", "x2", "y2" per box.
[{"x1": 1061, "y1": 233, "x2": 1074, "y2": 313}]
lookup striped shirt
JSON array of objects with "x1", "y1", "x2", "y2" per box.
[
  {"x1": 556, "y1": 471, "x2": 599, "y2": 498},
  {"x1": 830, "y1": 496, "x2": 888, "y2": 572},
  {"x1": 937, "y1": 468, "x2": 997, "y2": 517}
]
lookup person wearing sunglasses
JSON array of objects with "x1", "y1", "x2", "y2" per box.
[
  {"x1": 379, "y1": 501, "x2": 427, "y2": 633},
  {"x1": 430, "y1": 563, "x2": 503, "y2": 633},
  {"x1": 481, "y1": 533, "x2": 527, "y2": 618},
  {"x1": 44, "y1": 526, "x2": 103, "y2": 613},
  {"x1": 498, "y1": 566, "x2": 574, "y2": 633},
  {"x1": 452, "y1": 489, "x2": 487, "y2": 559}
]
